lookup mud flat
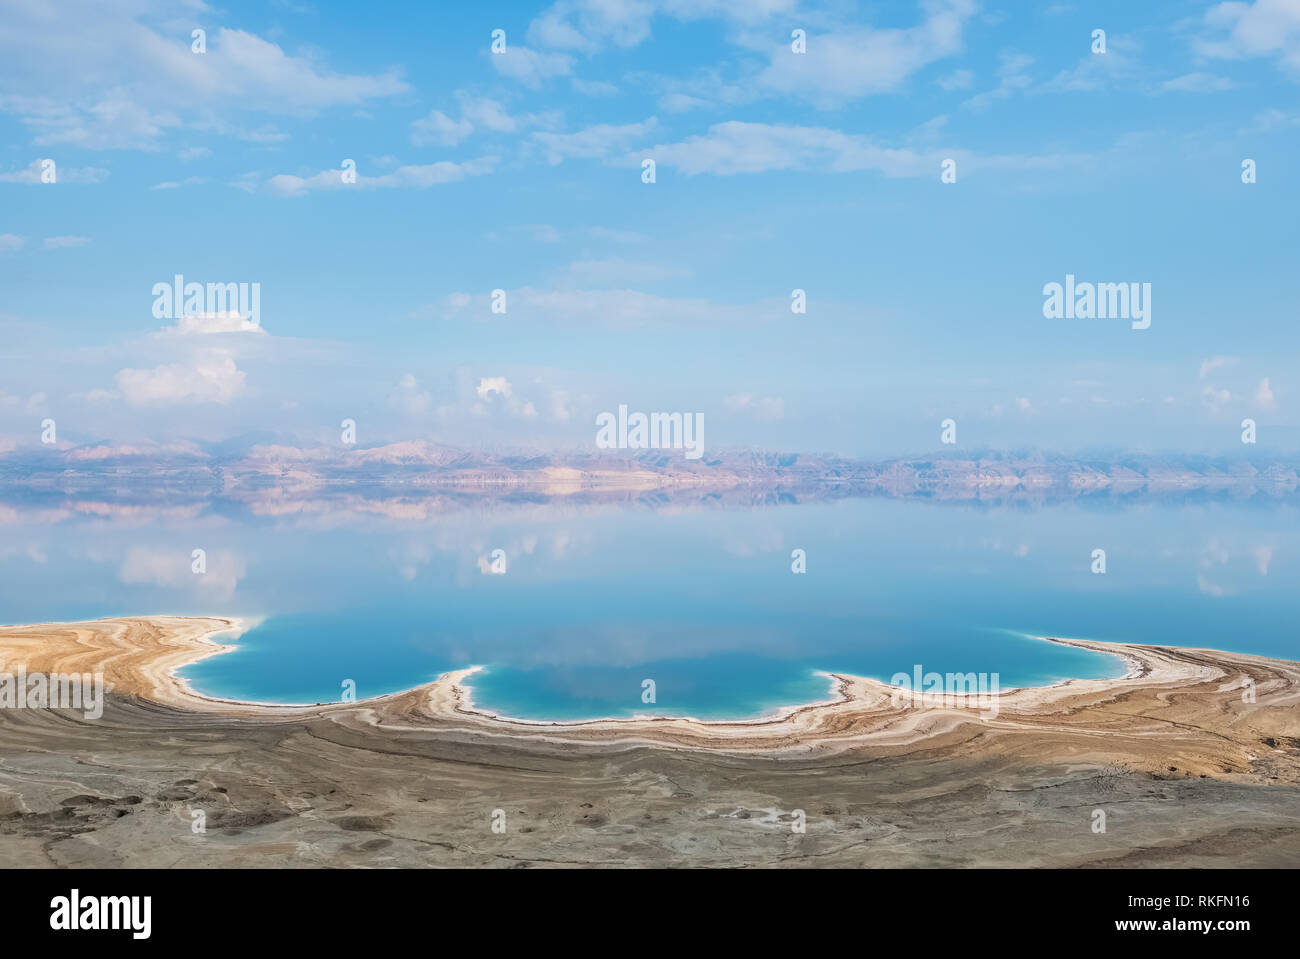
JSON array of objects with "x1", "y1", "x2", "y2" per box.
[{"x1": 1, "y1": 616, "x2": 1297, "y2": 868}]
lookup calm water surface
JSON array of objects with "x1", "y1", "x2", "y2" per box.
[{"x1": 1, "y1": 496, "x2": 1295, "y2": 718}]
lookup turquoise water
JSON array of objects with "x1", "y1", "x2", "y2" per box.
[{"x1": 1, "y1": 497, "x2": 1295, "y2": 718}]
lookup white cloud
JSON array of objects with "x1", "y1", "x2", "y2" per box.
[
  {"x1": 150, "y1": 176, "x2": 205, "y2": 190},
  {"x1": 489, "y1": 46, "x2": 574, "y2": 88},
  {"x1": 633, "y1": 121, "x2": 1091, "y2": 178},
  {"x1": 962, "y1": 53, "x2": 1034, "y2": 110},
  {"x1": 411, "y1": 109, "x2": 473, "y2": 146},
  {"x1": 1197, "y1": 0, "x2": 1300, "y2": 74},
  {"x1": 1239, "y1": 107, "x2": 1300, "y2": 134},
  {"x1": 659, "y1": 92, "x2": 709, "y2": 113},
  {"x1": 115, "y1": 349, "x2": 246, "y2": 406},
  {"x1": 1199, "y1": 355, "x2": 1239, "y2": 379},
  {"x1": 42, "y1": 235, "x2": 89, "y2": 249},
  {"x1": 1161, "y1": 72, "x2": 1234, "y2": 92},
  {"x1": 528, "y1": 0, "x2": 656, "y2": 52},
  {"x1": 461, "y1": 96, "x2": 518, "y2": 133},
  {"x1": 0, "y1": 159, "x2": 108, "y2": 183},
  {"x1": 754, "y1": 0, "x2": 978, "y2": 105},
  {"x1": 411, "y1": 95, "x2": 522, "y2": 146},
  {"x1": 0, "y1": 235, "x2": 26, "y2": 253},
  {"x1": 633, "y1": 121, "x2": 928, "y2": 176},
  {"x1": 1042, "y1": 35, "x2": 1145, "y2": 92},
  {"x1": 527, "y1": 0, "x2": 796, "y2": 55},
  {"x1": 533, "y1": 118, "x2": 657, "y2": 164},
  {"x1": 266, "y1": 157, "x2": 497, "y2": 195},
  {"x1": 165, "y1": 313, "x2": 265, "y2": 335},
  {"x1": 476, "y1": 376, "x2": 513, "y2": 399},
  {"x1": 20, "y1": 95, "x2": 181, "y2": 149},
  {"x1": 1256, "y1": 377, "x2": 1276, "y2": 409},
  {"x1": 0, "y1": 11, "x2": 409, "y2": 149}
]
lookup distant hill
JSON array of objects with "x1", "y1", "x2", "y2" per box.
[{"x1": 1, "y1": 441, "x2": 1295, "y2": 516}]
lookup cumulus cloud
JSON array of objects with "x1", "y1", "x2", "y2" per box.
[
  {"x1": 476, "y1": 376, "x2": 513, "y2": 400},
  {"x1": 464, "y1": 376, "x2": 537, "y2": 420},
  {"x1": 164, "y1": 312, "x2": 265, "y2": 335},
  {"x1": 115, "y1": 349, "x2": 246, "y2": 406},
  {"x1": 1256, "y1": 377, "x2": 1276, "y2": 409}
]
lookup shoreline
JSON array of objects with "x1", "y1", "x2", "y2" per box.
[
  {"x1": 1, "y1": 615, "x2": 1293, "y2": 764},
  {"x1": 157, "y1": 616, "x2": 1139, "y2": 725},
  {"x1": 4, "y1": 614, "x2": 1139, "y2": 727}
]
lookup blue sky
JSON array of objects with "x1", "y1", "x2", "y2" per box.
[{"x1": 1, "y1": 0, "x2": 1297, "y2": 457}]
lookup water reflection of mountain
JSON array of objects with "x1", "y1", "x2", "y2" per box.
[{"x1": 1, "y1": 442, "x2": 1296, "y2": 519}]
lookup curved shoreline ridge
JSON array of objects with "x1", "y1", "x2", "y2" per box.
[{"x1": 1, "y1": 615, "x2": 1297, "y2": 778}]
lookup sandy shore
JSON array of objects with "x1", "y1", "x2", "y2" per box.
[{"x1": 1, "y1": 615, "x2": 1297, "y2": 868}]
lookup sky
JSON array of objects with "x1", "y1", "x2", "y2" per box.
[{"x1": 1, "y1": 0, "x2": 1298, "y2": 458}]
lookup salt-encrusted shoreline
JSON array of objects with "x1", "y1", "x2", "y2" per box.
[{"x1": 1, "y1": 616, "x2": 1287, "y2": 764}]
